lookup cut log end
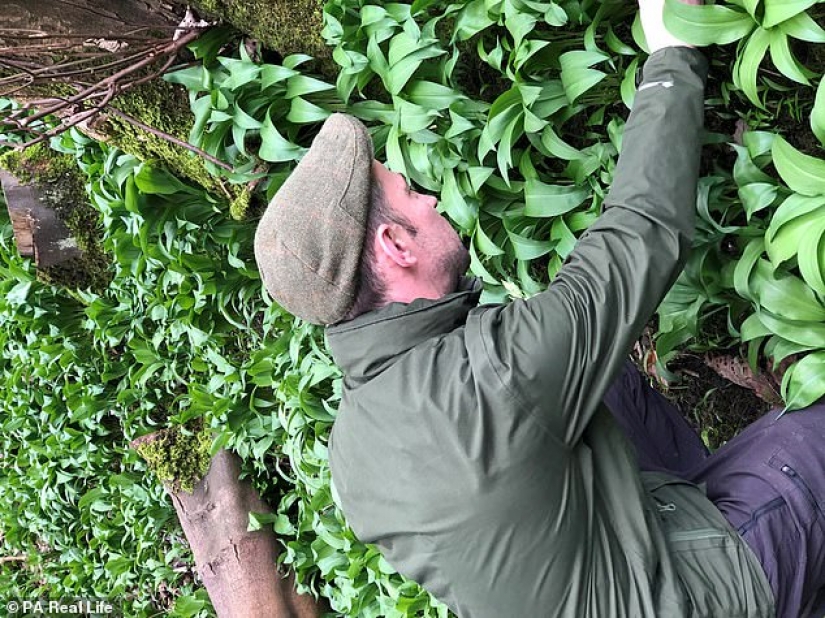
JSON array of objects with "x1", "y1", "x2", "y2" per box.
[{"x1": 1, "y1": 170, "x2": 82, "y2": 268}]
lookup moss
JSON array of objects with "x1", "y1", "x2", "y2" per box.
[
  {"x1": 135, "y1": 424, "x2": 213, "y2": 494},
  {"x1": 192, "y1": 0, "x2": 336, "y2": 79},
  {"x1": 104, "y1": 79, "x2": 237, "y2": 202},
  {"x1": 228, "y1": 185, "x2": 252, "y2": 220},
  {"x1": 0, "y1": 145, "x2": 113, "y2": 293}
]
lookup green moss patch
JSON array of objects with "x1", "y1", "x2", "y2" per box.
[
  {"x1": 134, "y1": 424, "x2": 213, "y2": 494},
  {"x1": 0, "y1": 145, "x2": 112, "y2": 292},
  {"x1": 192, "y1": 0, "x2": 334, "y2": 77}
]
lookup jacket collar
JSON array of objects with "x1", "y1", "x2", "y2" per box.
[{"x1": 326, "y1": 277, "x2": 482, "y2": 383}]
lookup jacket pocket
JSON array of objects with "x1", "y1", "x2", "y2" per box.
[
  {"x1": 767, "y1": 449, "x2": 823, "y2": 528},
  {"x1": 643, "y1": 473, "x2": 775, "y2": 618}
]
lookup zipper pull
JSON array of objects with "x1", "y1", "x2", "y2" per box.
[{"x1": 657, "y1": 502, "x2": 676, "y2": 512}]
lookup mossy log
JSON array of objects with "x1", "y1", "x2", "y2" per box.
[
  {"x1": 190, "y1": 0, "x2": 335, "y2": 79},
  {"x1": 0, "y1": 145, "x2": 112, "y2": 291},
  {"x1": 0, "y1": 169, "x2": 81, "y2": 267},
  {"x1": 132, "y1": 429, "x2": 323, "y2": 617}
]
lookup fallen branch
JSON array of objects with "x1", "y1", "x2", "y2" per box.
[{"x1": 131, "y1": 430, "x2": 323, "y2": 618}]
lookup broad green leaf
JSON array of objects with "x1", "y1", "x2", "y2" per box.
[
  {"x1": 812, "y1": 78, "x2": 825, "y2": 147},
  {"x1": 740, "y1": 312, "x2": 772, "y2": 342},
  {"x1": 406, "y1": 80, "x2": 464, "y2": 110},
  {"x1": 348, "y1": 100, "x2": 396, "y2": 124},
  {"x1": 733, "y1": 237, "x2": 764, "y2": 300},
  {"x1": 744, "y1": 130, "x2": 776, "y2": 160},
  {"x1": 287, "y1": 97, "x2": 331, "y2": 124},
  {"x1": 283, "y1": 54, "x2": 314, "y2": 69},
  {"x1": 261, "y1": 65, "x2": 298, "y2": 89},
  {"x1": 386, "y1": 41, "x2": 446, "y2": 95},
  {"x1": 545, "y1": 2, "x2": 568, "y2": 26},
  {"x1": 468, "y1": 166, "x2": 494, "y2": 194},
  {"x1": 506, "y1": 12, "x2": 537, "y2": 49},
  {"x1": 632, "y1": 11, "x2": 650, "y2": 53},
  {"x1": 440, "y1": 168, "x2": 477, "y2": 232},
  {"x1": 759, "y1": 308, "x2": 825, "y2": 347},
  {"x1": 497, "y1": 113, "x2": 523, "y2": 183},
  {"x1": 134, "y1": 164, "x2": 194, "y2": 195},
  {"x1": 778, "y1": 10, "x2": 825, "y2": 42},
  {"x1": 738, "y1": 182, "x2": 778, "y2": 219},
  {"x1": 551, "y1": 217, "x2": 577, "y2": 258},
  {"x1": 163, "y1": 65, "x2": 210, "y2": 92},
  {"x1": 778, "y1": 13, "x2": 825, "y2": 43},
  {"x1": 217, "y1": 57, "x2": 261, "y2": 91},
  {"x1": 395, "y1": 98, "x2": 440, "y2": 134},
  {"x1": 514, "y1": 40, "x2": 550, "y2": 72},
  {"x1": 772, "y1": 135, "x2": 825, "y2": 195},
  {"x1": 663, "y1": 0, "x2": 756, "y2": 45},
  {"x1": 478, "y1": 87, "x2": 522, "y2": 160},
  {"x1": 541, "y1": 126, "x2": 584, "y2": 160},
  {"x1": 732, "y1": 144, "x2": 774, "y2": 185},
  {"x1": 524, "y1": 178, "x2": 590, "y2": 217},
  {"x1": 742, "y1": 0, "x2": 761, "y2": 19},
  {"x1": 605, "y1": 25, "x2": 636, "y2": 56},
  {"x1": 285, "y1": 75, "x2": 335, "y2": 99},
  {"x1": 751, "y1": 260, "x2": 825, "y2": 322},
  {"x1": 559, "y1": 50, "x2": 609, "y2": 103},
  {"x1": 453, "y1": 0, "x2": 496, "y2": 42},
  {"x1": 620, "y1": 57, "x2": 640, "y2": 109},
  {"x1": 469, "y1": 238, "x2": 500, "y2": 284},
  {"x1": 505, "y1": 226, "x2": 553, "y2": 260},
  {"x1": 411, "y1": 0, "x2": 442, "y2": 14},
  {"x1": 232, "y1": 107, "x2": 261, "y2": 130},
  {"x1": 733, "y1": 27, "x2": 771, "y2": 108},
  {"x1": 782, "y1": 351, "x2": 825, "y2": 410},
  {"x1": 475, "y1": 221, "x2": 505, "y2": 257},
  {"x1": 797, "y1": 215, "x2": 825, "y2": 295},
  {"x1": 763, "y1": 0, "x2": 818, "y2": 29},
  {"x1": 259, "y1": 112, "x2": 307, "y2": 163},
  {"x1": 768, "y1": 30, "x2": 810, "y2": 84},
  {"x1": 765, "y1": 194, "x2": 825, "y2": 264}
]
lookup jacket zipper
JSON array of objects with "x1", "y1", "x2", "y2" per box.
[
  {"x1": 667, "y1": 528, "x2": 727, "y2": 543},
  {"x1": 779, "y1": 464, "x2": 824, "y2": 518}
]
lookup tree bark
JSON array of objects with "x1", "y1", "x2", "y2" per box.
[
  {"x1": 131, "y1": 434, "x2": 323, "y2": 618},
  {"x1": 2, "y1": 0, "x2": 179, "y2": 49}
]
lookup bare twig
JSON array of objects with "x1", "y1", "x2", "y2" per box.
[
  {"x1": 16, "y1": 85, "x2": 117, "y2": 149},
  {"x1": 0, "y1": 556, "x2": 26, "y2": 564},
  {"x1": 15, "y1": 28, "x2": 201, "y2": 127},
  {"x1": 105, "y1": 107, "x2": 234, "y2": 172}
]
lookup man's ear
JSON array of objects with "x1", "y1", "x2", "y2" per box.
[{"x1": 375, "y1": 223, "x2": 417, "y2": 268}]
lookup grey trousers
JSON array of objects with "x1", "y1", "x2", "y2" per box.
[{"x1": 604, "y1": 361, "x2": 825, "y2": 618}]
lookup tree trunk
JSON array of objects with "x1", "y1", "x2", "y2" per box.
[
  {"x1": 131, "y1": 432, "x2": 323, "y2": 618},
  {"x1": 2, "y1": 0, "x2": 178, "y2": 49},
  {"x1": 171, "y1": 450, "x2": 323, "y2": 618}
]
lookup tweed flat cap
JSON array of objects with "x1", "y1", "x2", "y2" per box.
[{"x1": 253, "y1": 114, "x2": 374, "y2": 325}]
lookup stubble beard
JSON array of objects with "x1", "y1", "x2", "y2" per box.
[{"x1": 440, "y1": 237, "x2": 471, "y2": 293}]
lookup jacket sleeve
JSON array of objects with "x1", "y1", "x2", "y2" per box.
[{"x1": 473, "y1": 47, "x2": 708, "y2": 446}]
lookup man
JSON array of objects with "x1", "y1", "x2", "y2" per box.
[{"x1": 254, "y1": 0, "x2": 825, "y2": 615}]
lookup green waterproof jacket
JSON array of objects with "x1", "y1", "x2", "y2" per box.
[{"x1": 326, "y1": 48, "x2": 775, "y2": 617}]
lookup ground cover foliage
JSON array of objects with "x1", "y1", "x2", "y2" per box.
[{"x1": 1, "y1": 0, "x2": 825, "y2": 616}]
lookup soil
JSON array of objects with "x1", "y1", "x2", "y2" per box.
[{"x1": 652, "y1": 352, "x2": 771, "y2": 451}]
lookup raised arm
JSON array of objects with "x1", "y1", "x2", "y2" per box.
[{"x1": 474, "y1": 0, "x2": 707, "y2": 445}]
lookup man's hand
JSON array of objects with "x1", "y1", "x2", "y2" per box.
[{"x1": 639, "y1": 0, "x2": 702, "y2": 53}]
